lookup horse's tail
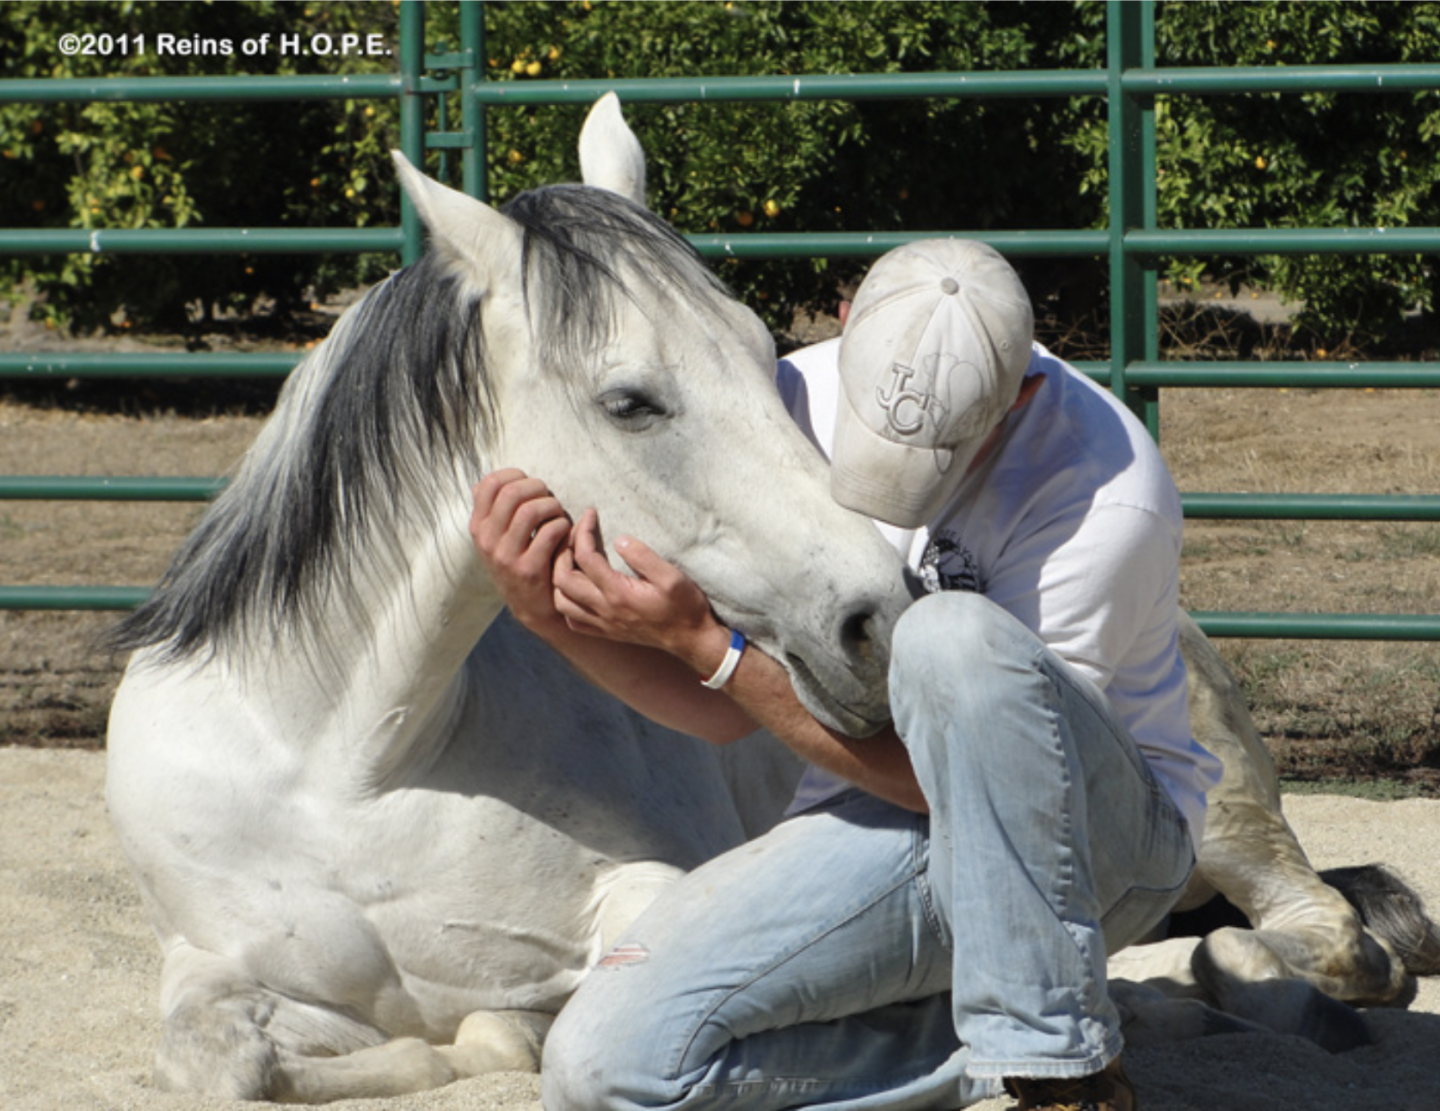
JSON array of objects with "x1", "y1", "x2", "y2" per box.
[{"x1": 1322, "y1": 863, "x2": 1440, "y2": 977}]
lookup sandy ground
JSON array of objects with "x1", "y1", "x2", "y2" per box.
[{"x1": 3, "y1": 745, "x2": 1438, "y2": 1111}]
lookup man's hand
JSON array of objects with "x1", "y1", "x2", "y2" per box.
[
  {"x1": 473, "y1": 490, "x2": 921, "y2": 804},
  {"x1": 473, "y1": 491, "x2": 759, "y2": 743},
  {"x1": 469, "y1": 469, "x2": 572, "y2": 640},
  {"x1": 553, "y1": 508, "x2": 731, "y2": 674}
]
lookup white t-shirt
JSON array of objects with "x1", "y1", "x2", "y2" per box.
[{"x1": 777, "y1": 338, "x2": 1221, "y2": 849}]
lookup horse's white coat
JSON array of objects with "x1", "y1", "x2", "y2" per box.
[{"x1": 106, "y1": 97, "x2": 906, "y2": 1101}]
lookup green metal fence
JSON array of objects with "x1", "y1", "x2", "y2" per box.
[{"x1": 2, "y1": 0, "x2": 1438, "y2": 645}]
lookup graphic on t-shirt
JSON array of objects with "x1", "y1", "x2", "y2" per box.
[{"x1": 919, "y1": 529, "x2": 984, "y2": 594}]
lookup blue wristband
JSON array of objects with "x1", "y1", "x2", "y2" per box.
[{"x1": 701, "y1": 628, "x2": 746, "y2": 690}]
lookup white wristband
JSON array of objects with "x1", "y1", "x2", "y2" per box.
[{"x1": 701, "y1": 628, "x2": 746, "y2": 690}]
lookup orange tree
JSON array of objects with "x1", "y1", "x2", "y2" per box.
[
  {"x1": 463, "y1": 0, "x2": 1108, "y2": 333},
  {"x1": 1153, "y1": 0, "x2": 1440, "y2": 346},
  {"x1": 0, "y1": 0, "x2": 401, "y2": 330},
  {"x1": 473, "y1": 0, "x2": 1440, "y2": 346},
  {"x1": 6, "y1": 1, "x2": 1440, "y2": 346}
]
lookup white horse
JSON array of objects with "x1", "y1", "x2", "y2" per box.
[
  {"x1": 106, "y1": 91, "x2": 1435, "y2": 1102},
  {"x1": 104, "y1": 94, "x2": 912, "y2": 1102}
]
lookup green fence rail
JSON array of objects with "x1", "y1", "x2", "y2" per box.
[
  {"x1": 0, "y1": 352, "x2": 299, "y2": 379},
  {"x1": 0, "y1": 228, "x2": 406, "y2": 255},
  {"x1": 1, "y1": 0, "x2": 1437, "y2": 646}
]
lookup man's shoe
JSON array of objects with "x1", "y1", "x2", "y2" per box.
[{"x1": 1002, "y1": 1057, "x2": 1136, "y2": 1111}]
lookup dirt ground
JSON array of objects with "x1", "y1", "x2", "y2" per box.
[{"x1": 5, "y1": 745, "x2": 1438, "y2": 1111}]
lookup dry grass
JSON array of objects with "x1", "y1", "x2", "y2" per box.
[
  {"x1": 1151, "y1": 290, "x2": 1440, "y2": 792},
  {"x1": 1161, "y1": 388, "x2": 1440, "y2": 791}
]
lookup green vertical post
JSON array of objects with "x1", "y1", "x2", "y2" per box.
[
  {"x1": 1136, "y1": 2, "x2": 1160, "y2": 440},
  {"x1": 398, "y1": 0, "x2": 426, "y2": 265},
  {"x1": 1106, "y1": 0, "x2": 1160, "y2": 434},
  {"x1": 460, "y1": 0, "x2": 485, "y2": 199}
]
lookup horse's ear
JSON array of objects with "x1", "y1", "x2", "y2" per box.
[
  {"x1": 579, "y1": 92, "x2": 647, "y2": 209},
  {"x1": 390, "y1": 151, "x2": 522, "y2": 291}
]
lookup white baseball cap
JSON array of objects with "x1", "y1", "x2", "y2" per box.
[{"x1": 831, "y1": 239, "x2": 1034, "y2": 528}]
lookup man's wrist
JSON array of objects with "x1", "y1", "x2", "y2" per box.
[
  {"x1": 700, "y1": 629, "x2": 747, "y2": 690},
  {"x1": 680, "y1": 619, "x2": 741, "y2": 684},
  {"x1": 531, "y1": 610, "x2": 584, "y2": 647}
]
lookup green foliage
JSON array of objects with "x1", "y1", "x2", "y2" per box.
[
  {"x1": 4, "y1": 0, "x2": 1439, "y2": 346},
  {"x1": 428, "y1": 0, "x2": 1111, "y2": 332},
  {"x1": 1154, "y1": 0, "x2": 1440, "y2": 345},
  {"x1": 1, "y1": 0, "x2": 401, "y2": 329}
]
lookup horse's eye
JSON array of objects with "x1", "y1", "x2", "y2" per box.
[{"x1": 598, "y1": 388, "x2": 666, "y2": 430}]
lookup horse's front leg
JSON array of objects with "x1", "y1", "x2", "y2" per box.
[
  {"x1": 155, "y1": 945, "x2": 463, "y2": 1101},
  {"x1": 280, "y1": 1010, "x2": 551, "y2": 1101},
  {"x1": 1197, "y1": 797, "x2": 1408, "y2": 1006},
  {"x1": 1106, "y1": 933, "x2": 1370, "y2": 1053},
  {"x1": 1190, "y1": 927, "x2": 1374, "y2": 1052},
  {"x1": 1179, "y1": 613, "x2": 1409, "y2": 1008}
]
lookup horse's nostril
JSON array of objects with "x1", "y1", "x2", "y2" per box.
[{"x1": 839, "y1": 609, "x2": 878, "y2": 663}]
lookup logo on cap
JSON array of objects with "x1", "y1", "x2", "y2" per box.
[{"x1": 876, "y1": 358, "x2": 949, "y2": 438}]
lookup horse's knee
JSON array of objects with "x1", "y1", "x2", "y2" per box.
[
  {"x1": 1210, "y1": 916, "x2": 1406, "y2": 1007},
  {"x1": 154, "y1": 993, "x2": 279, "y2": 1100},
  {"x1": 1194, "y1": 928, "x2": 1374, "y2": 1052}
]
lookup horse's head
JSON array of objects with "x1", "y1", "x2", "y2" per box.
[{"x1": 392, "y1": 95, "x2": 911, "y2": 736}]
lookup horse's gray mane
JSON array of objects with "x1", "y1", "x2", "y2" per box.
[{"x1": 107, "y1": 184, "x2": 728, "y2": 662}]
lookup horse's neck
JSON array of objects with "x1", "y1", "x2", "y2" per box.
[{"x1": 250, "y1": 493, "x2": 505, "y2": 788}]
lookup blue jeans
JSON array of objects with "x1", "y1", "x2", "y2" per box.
[{"x1": 543, "y1": 592, "x2": 1195, "y2": 1109}]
